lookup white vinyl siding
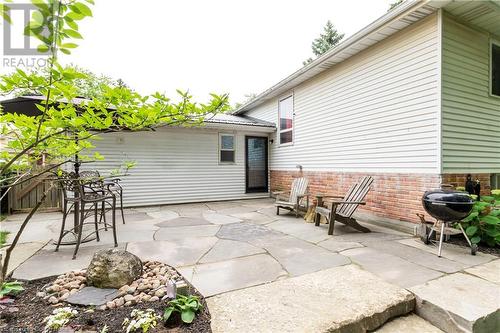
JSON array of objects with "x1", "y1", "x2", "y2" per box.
[
  {"x1": 246, "y1": 14, "x2": 440, "y2": 173},
  {"x1": 85, "y1": 128, "x2": 268, "y2": 207},
  {"x1": 441, "y1": 15, "x2": 500, "y2": 173}
]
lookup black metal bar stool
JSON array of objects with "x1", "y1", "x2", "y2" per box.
[{"x1": 55, "y1": 172, "x2": 118, "y2": 259}]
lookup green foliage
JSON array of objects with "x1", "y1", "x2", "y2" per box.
[
  {"x1": 303, "y1": 20, "x2": 344, "y2": 65},
  {"x1": 163, "y1": 294, "x2": 203, "y2": 324},
  {"x1": 43, "y1": 307, "x2": 78, "y2": 332},
  {"x1": 0, "y1": 231, "x2": 9, "y2": 248},
  {"x1": 458, "y1": 191, "x2": 500, "y2": 247},
  {"x1": 388, "y1": 0, "x2": 404, "y2": 12},
  {"x1": 0, "y1": 280, "x2": 24, "y2": 297},
  {"x1": 122, "y1": 309, "x2": 161, "y2": 333}
]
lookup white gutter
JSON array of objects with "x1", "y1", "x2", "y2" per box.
[{"x1": 234, "y1": 0, "x2": 446, "y2": 114}]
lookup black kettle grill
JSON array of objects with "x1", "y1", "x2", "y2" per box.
[{"x1": 421, "y1": 188, "x2": 476, "y2": 256}]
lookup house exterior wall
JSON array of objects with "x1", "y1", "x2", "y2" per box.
[
  {"x1": 86, "y1": 127, "x2": 269, "y2": 207},
  {"x1": 245, "y1": 14, "x2": 441, "y2": 223},
  {"x1": 246, "y1": 13, "x2": 441, "y2": 174},
  {"x1": 441, "y1": 14, "x2": 500, "y2": 174}
]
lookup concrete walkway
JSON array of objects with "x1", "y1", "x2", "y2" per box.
[{"x1": 2, "y1": 198, "x2": 499, "y2": 332}]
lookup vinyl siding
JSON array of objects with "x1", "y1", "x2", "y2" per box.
[
  {"x1": 441, "y1": 15, "x2": 500, "y2": 173},
  {"x1": 84, "y1": 128, "x2": 269, "y2": 207},
  {"x1": 245, "y1": 14, "x2": 440, "y2": 173}
]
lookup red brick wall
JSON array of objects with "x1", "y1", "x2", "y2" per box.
[
  {"x1": 441, "y1": 173, "x2": 491, "y2": 196},
  {"x1": 270, "y1": 170, "x2": 442, "y2": 223}
]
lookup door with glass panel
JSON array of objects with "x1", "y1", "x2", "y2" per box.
[{"x1": 245, "y1": 136, "x2": 268, "y2": 193}]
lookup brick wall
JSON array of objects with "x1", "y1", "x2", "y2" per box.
[
  {"x1": 270, "y1": 170, "x2": 442, "y2": 223},
  {"x1": 441, "y1": 173, "x2": 491, "y2": 196}
]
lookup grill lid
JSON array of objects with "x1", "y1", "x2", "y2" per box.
[{"x1": 422, "y1": 189, "x2": 473, "y2": 204}]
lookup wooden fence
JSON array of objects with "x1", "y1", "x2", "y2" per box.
[{"x1": 7, "y1": 175, "x2": 61, "y2": 213}]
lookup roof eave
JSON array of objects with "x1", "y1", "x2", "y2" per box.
[{"x1": 233, "y1": 0, "x2": 446, "y2": 115}]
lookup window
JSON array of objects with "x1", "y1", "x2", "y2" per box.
[
  {"x1": 279, "y1": 95, "x2": 293, "y2": 144},
  {"x1": 219, "y1": 133, "x2": 235, "y2": 163},
  {"x1": 492, "y1": 41, "x2": 500, "y2": 97}
]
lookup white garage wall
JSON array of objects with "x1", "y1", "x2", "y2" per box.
[{"x1": 84, "y1": 127, "x2": 269, "y2": 207}]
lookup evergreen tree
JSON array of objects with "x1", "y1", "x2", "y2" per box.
[{"x1": 303, "y1": 20, "x2": 344, "y2": 65}]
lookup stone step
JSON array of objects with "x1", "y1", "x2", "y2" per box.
[
  {"x1": 373, "y1": 314, "x2": 444, "y2": 332},
  {"x1": 409, "y1": 268, "x2": 500, "y2": 333},
  {"x1": 207, "y1": 265, "x2": 415, "y2": 333}
]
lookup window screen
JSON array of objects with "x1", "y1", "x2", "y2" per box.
[
  {"x1": 492, "y1": 43, "x2": 500, "y2": 97},
  {"x1": 219, "y1": 134, "x2": 235, "y2": 163}
]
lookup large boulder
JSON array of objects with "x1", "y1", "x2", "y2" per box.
[{"x1": 86, "y1": 249, "x2": 143, "y2": 289}]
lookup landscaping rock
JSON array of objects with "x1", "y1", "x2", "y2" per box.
[
  {"x1": 66, "y1": 286, "x2": 120, "y2": 307},
  {"x1": 86, "y1": 249, "x2": 143, "y2": 289}
]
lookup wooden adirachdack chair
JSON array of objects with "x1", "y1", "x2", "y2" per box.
[
  {"x1": 274, "y1": 177, "x2": 309, "y2": 217},
  {"x1": 315, "y1": 176, "x2": 373, "y2": 235}
]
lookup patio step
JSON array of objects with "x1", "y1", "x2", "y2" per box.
[
  {"x1": 373, "y1": 314, "x2": 444, "y2": 332},
  {"x1": 409, "y1": 270, "x2": 500, "y2": 333},
  {"x1": 207, "y1": 264, "x2": 415, "y2": 333}
]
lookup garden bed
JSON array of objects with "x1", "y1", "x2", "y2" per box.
[
  {"x1": 447, "y1": 235, "x2": 500, "y2": 257},
  {"x1": 0, "y1": 275, "x2": 211, "y2": 332}
]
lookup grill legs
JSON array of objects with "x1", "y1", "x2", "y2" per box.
[{"x1": 437, "y1": 221, "x2": 445, "y2": 257}]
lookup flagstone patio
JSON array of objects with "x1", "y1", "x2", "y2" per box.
[{"x1": 2, "y1": 198, "x2": 499, "y2": 332}]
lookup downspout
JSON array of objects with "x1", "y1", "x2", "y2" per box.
[{"x1": 436, "y1": 9, "x2": 444, "y2": 184}]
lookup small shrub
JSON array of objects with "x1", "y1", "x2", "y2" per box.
[
  {"x1": 458, "y1": 191, "x2": 500, "y2": 247},
  {"x1": 164, "y1": 294, "x2": 203, "y2": 324},
  {"x1": 122, "y1": 309, "x2": 160, "y2": 333},
  {"x1": 43, "y1": 307, "x2": 78, "y2": 332},
  {"x1": 0, "y1": 281, "x2": 24, "y2": 297}
]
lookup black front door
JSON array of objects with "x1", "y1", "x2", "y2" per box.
[{"x1": 245, "y1": 136, "x2": 268, "y2": 193}]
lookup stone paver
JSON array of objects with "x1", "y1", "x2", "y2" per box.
[
  {"x1": 199, "y1": 239, "x2": 265, "y2": 264},
  {"x1": 207, "y1": 265, "x2": 415, "y2": 333},
  {"x1": 66, "y1": 286, "x2": 119, "y2": 306},
  {"x1": 465, "y1": 259, "x2": 500, "y2": 284},
  {"x1": 342, "y1": 247, "x2": 444, "y2": 288},
  {"x1": 267, "y1": 219, "x2": 331, "y2": 243},
  {"x1": 364, "y1": 240, "x2": 467, "y2": 273},
  {"x1": 0, "y1": 241, "x2": 46, "y2": 275},
  {"x1": 317, "y1": 239, "x2": 364, "y2": 252},
  {"x1": 126, "y1": 237, "x2": 218, "y2": 267},
  {"x1": 154, "y1": 224, "x2": 220, "y2": 240},
  {"x1": 155, "y1": 216, "x2": 211, "y2": 228},
  {"x1": 398, "y1": 238, "x2": 496, "y2": 266},
  {"x1": 259, "y1": 235, "x2": 351, "y2": 276},
  {"x1": 12, "y1": 244, "x2": 126, "y2": 280},
  {"x1": 178, "y1": 254, "x2": 286, "y2": 296},
  {"x1": 229, "y1": 211, "x2": 276, "y2": 224},
  {"x1": 202, "y1": 212, "x2": 242, "y2": 225},
  {"x1": 374, "y1": 314, "x2": 443, "y2": 332},
  {"x1": 146, "y1": 210, "x2": 179, "y2": 220},
  {"x1": 410, "y1": 273, "x2": 500, "y2": 333},
  {"x1": 217, "y1": 222, "x2": 283, "y2": 244}
]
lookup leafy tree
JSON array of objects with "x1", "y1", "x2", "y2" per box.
[
  {"x1": 388, "y1": 0, "x2": 404, "y2": 11},
  {"x1": 0, "y1": 0, "x2": 229, "y2": 282},
  {"x1": 16, "y1": 65, "x2": 129, "y2": 99},
  {"x1": 303, "y1": 20, "x2": 344, "y2": 65},
  {"x1": 233, "y1": 93, "x2": 257, "y2": 110}
]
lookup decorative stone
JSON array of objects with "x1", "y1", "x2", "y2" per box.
[
  {"x1": 48, "y1": 296, "x2": 58, "y2": 304},
  {"x1": 65, "y1": 286, "x2": 120, "y2": 307},
  {"x1": 115, "y1": 297, "x2": 124, "y2": 307},
  {"x1": 106, "y1": 301, "x2": 116, "y2": 309},
  {"x1": 149, "y1": 296, "x2": 159, "y2": 302},
  {"x1": 86, "y1": 249, "x2": 143, "y2": 289},
  {"x1": 124, "y1": 294, "x2": 135, "y2": 302}
]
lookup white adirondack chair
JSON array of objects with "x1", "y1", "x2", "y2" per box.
[{"x1": 274, "y1": 177, "x2": 309, "y2": 217}]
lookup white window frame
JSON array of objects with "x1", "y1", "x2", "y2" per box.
[
  {"x1": 219, "y1": 133, "x2": 236, "y2": 164},
  {"x1": 489, "y1": 39, "x2": 500, "y2": 99},
  {"x1": 278, "y1": 94, "x2": 294, "y2": 146}
]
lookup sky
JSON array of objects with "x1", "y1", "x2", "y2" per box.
[{"x1": 1, "y1": 0, "x2": 394, "y2": 104}]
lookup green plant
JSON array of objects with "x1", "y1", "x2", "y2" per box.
[
  {"x1": 0, "y1": 231, "x2": 9, "y2": 248},
  {"x1": 43, "y1": 307, "x2": 78, "y2": 332},
  {"x1": 163, "y1": 294, "x2": 203, "y2": 324},
  {"x1": 0, "y1": 281, "x2": 24, "y2": 297},
  {"x1": 122, "y1": 309, "x2": 161, "y2": 333},
  {"x1": 458, "y1": 191, "x2": 500, "y2": 247}
]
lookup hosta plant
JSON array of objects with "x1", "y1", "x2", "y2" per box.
[
  {"x1": 458, "y1": 191, "x2": 500, "y2": 247},
  {"x1": 164, "y1": 294, "x2": 203, "y2": 324},
  {"x1": 0, "y1": 280, "x2": 24, "y2": 297}
]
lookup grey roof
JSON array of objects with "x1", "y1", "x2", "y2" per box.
[{"x1": 204, "y1": 113, "x2": 275, "y2": 127}]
